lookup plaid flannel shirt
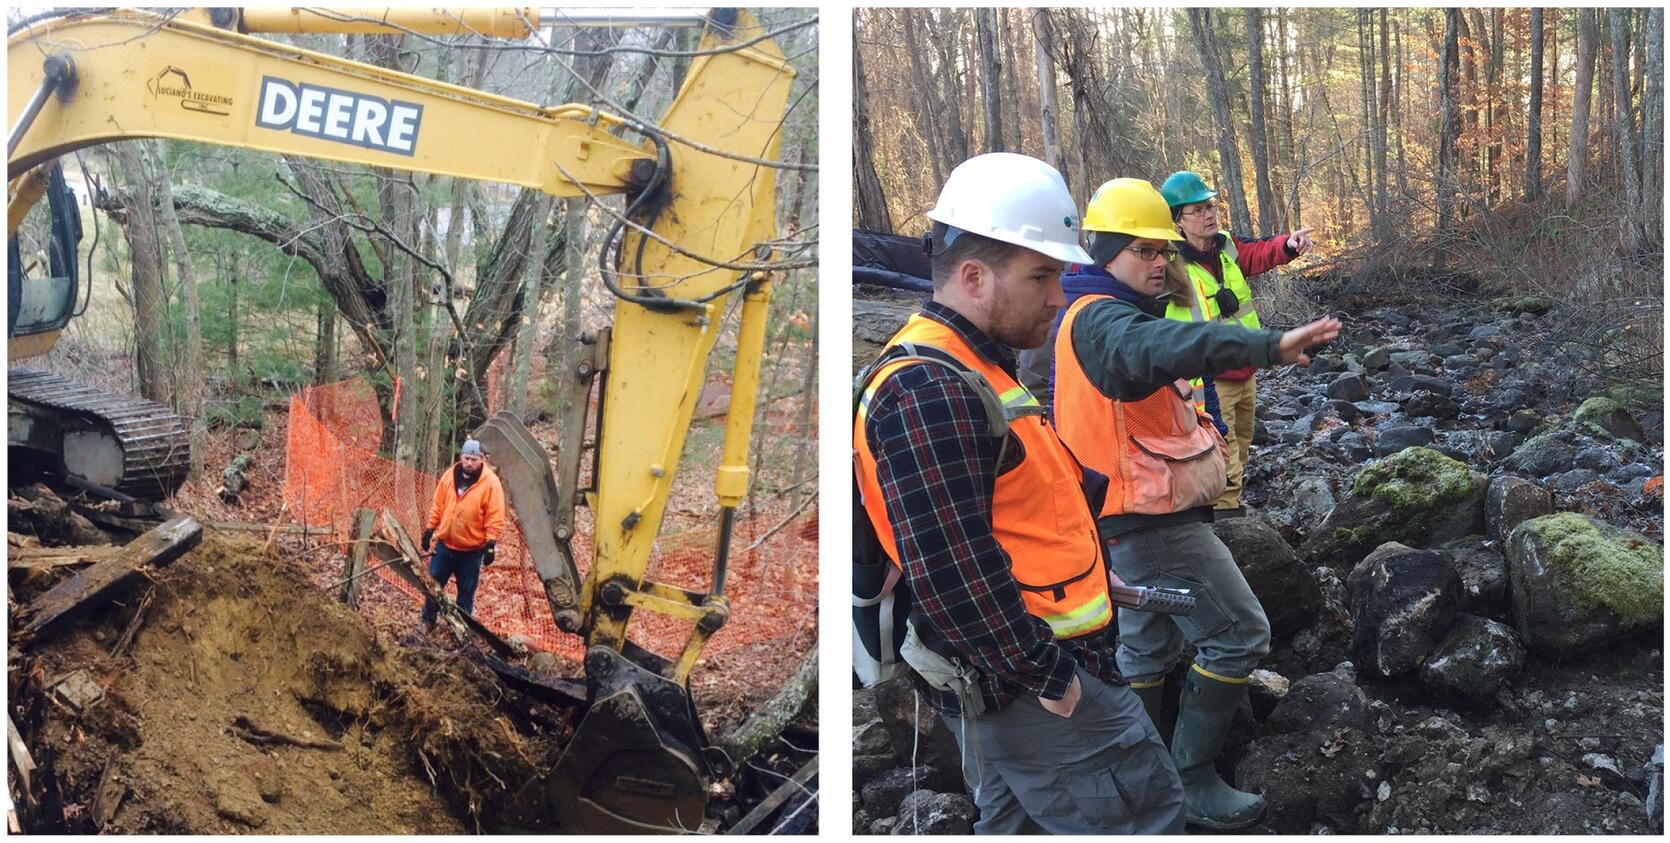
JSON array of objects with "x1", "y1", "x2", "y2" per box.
[{"x1": 863, "y1": 302, "x2": 1123, "y2": 717}]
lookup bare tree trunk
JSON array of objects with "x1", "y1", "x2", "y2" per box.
[
  {"x1": 1436, "y1": 9, "x2": 1460, "y2": 270},
  {"x1": 1527, "y1": 8, "x2": 1544, "y2": 200},
  {"x1": 113, "y1": 143, "x2": 171, "y2": 406},
  {"x1": 1548, "y1": 9, "x2": 1561, "y2": 178},
  {"x1": 1246, "y1": 8, "x2": 1277, "y2": 234},
  {"x1": 1376, "y1": 9, "x2": 1391, "y2": 228},
  {"x1": 1001, "y1": 9, "x2": 1024, "y2": 153},
  {"x1": 146, "y1": 142, "x2": 206, "y2": 472},
  {"x1": 1189, "y1": 9, "x2": 1252, "y2": 234},
  {"x1": 902, "y1": 11, "x2": 947, "y2": 188},
  {"x1": 1567, "y1": 9, "x2": 1598, "y2": 207},
  {"x1": 226, "y1": 255, "x2": 239, "y2": 384},
  {"x1": 1644, "y1": 9, "x2": 1664, "y2": 251},
  {"x1": 1609, "y1": 10, "x2": 1642, "y2": 254},
  {"x1": 976, "y1": 8, "x2": 1005, "y2": 153},
  {"x1": 852, "y1": 41, "x2": 893, "y2": 231},
  {"x1": 1357, "y1": 10, "x2": 1378, "y2": 236},
  {"x1": 1395, "y1": 15, "x2": 1408, "y2": 201},
  {"x1": 1033, "y1": 10, "x2": 1064, "y2": 175},
  {"x1": 933, "y1": 10, "x2": 970, "y2": 171},
  {"x1": 313, "y1": 297, "x2": 337, "y2": 385}
]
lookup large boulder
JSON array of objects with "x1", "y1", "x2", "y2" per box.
[
  {"x1": 1301, "y1": 447, "x2": 1486, "y2": 566},
  {"x1": 1506, "y1": 513, "x2": 1664, "y2": 656},
  {"x1": 1214, "y1": 516, "x2": 1323, "y2": 639},
  {"x1": 1239, "y1": 668, "x2": 1376, "y2": 832},
  {"x1": 1571, "y1": 396, "x2": 1646, "y2": 443},
  {"x1": 1418, "y1": 614, "x2": 1526, "y2": 707},
  {"x1": 1327, "y1": 373, "x2": 1371, "y2": 402},
  {"x1": 1485, "y1": 475, "x2": 1553, "y2": 542},
  {"x1": 861, "y1": 766, "x2": 941, "y2": 817},
  {"x1": 891, "y1": 791, "x2": 978, "y2": 835},
  {"x1": 871, "y1": 676, "x2": 962, "y2": 791},
  {"x1": 1348, "y1": 543, "x2": 1461, "y2": 679}
]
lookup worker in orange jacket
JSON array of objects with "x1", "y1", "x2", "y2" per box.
[{"x1": 420, "y1": 438, "x2": 506, "y2": 629}]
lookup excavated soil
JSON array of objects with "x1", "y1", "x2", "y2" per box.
[{"x1": 11, "y1": 531, "x2": 568, "y2": 834}]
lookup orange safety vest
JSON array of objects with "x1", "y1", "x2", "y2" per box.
[
  {"x1": 1053, "y1": 295, "x2": 1229, "y2": 519},
  {"x1": 854, "y1": 314, "x2": 1114, "y2": 640}
]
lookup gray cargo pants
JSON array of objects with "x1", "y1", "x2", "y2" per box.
[
  {"x1": 940, "y1": 667, "x2": 1185, "y2": 834},
  {"x1": 1105, "y1": 521, "x2": 1272, "y2": 684}
]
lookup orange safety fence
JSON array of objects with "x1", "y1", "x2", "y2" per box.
[{"x1": 283, "y1": 375, "x2": 817, "y2": 664}]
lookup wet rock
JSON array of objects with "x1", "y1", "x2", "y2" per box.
[
  {"x1": 1485, "y1": 475, "x2": 1553, "y2": 542},
  {"x1": 1503, "y1": 431, "x2": 1575, "y2": 477},
  {"x1": 854, "y1": 754, "x2": 899, "y2": 791},
  {"x1": 1309, "y1": 354, "x2": 1345, "y2": 374},
  {"x1": 1362, "y1": 346, "x2": 1392, "y2": 370},
  {"x1": 872, "y1": 676, "x2": 962, "y2": 790},
  {"x1": 854, "y1": 719, "x2": 894, "y2": 757},
  {"x1": 1572, "y1": 396, "x2": 1645, "y2": 443},
  {"x1": 1468, "y1": 324, "x2": 1503, "y2": 340},
  {"x1": 861, "y1": 766, "x2": 940, "y2": 816},
  {"x1": 1443, "y1": 354, "x2": 1479, "y2": 370},
  {"x1": 1336, "y1": 432, "x2": 1373, "y2": 463},
  {"x1": 1506, "y1": 409, "x2": 1542, "y2": 433},
  {"x1": 1302, "y1": 447, "x2": 1486, "y2": 565},
  {"x1": 1328, "y1": 374, "x2": 1370, "y2": 402},
  {"x1": 1266, "y1": 667, "x2": 1370, "y2": 735},
  {"x1": 1442, "y1": 538, "x2": 1509, "y2": 617},
  {"x1": 1574, "y1": 446, "x2": 1618, "y2": 471},
  {"x1": 1324, "y1": 399, "x2": 1362, "y2": 421},
  {"x1": 1374, "y1": 425, "x2": 1434, "y2": 456},
  {"x1": 1553, "y1": 468, "x2": 1601, "y2": 491},
  {"x1": 871, "y1": 817, "x2": 897, "y2": 835},
  {"x1": 1215, "y1": 516, "x2": 1322, "y2": 639},
  {"x1": 892, "y1": 791, "x2": 977, "y2": 835},
  {"x1": 1405, "y1": 390, "x2": 1461, "y2": 420},
  {"x1": 1348, "y1": 542, "x2": 1460, "y2": 678},
  {"x1": 1506, "y1": 513, "x2": 1663, "y2": 656},
  {"x1": 853, "y1": 807, "x2": 876, "y2": 834},
  {"x1": 1419, "y1": 615, "x2": 1526, "y2": 706}
]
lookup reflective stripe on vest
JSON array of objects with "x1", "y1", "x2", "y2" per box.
[
  {"x1": 1053, "y1": 295, "x2": 1230, "y2": 519},
  {"x1": 854, "y1": 314, "x2": 1113, "y2": 640}
]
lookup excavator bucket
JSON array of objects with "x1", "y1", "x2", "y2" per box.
[{"x1": 496, "y1": 645, "x2": 725, "y2": 833}]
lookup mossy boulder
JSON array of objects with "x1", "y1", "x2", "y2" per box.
[
  {"x1": 1505, "y1": 512, "x2": 1663, "y2": 656},
  {"x1": 1301, "y1": 447, "x2": 1486, "y2": 566},
  {"x1": 1493, "y1": 294, "x2": 1555, "y2": 315},
  {"x1": 1569, "y1": 396, "x2": 1645, "y2": 443}
]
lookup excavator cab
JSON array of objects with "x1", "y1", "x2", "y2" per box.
[{"x1": 7, "y1": 161, "x2": 81, "y2": 342}]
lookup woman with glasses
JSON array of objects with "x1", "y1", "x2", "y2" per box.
[
  {"x1": 1049, "y1": 177, "x2": 1339, "y2": 830},
  {"x1": 1160, "y1": 171, "x2": 1316, "y2": 517}
]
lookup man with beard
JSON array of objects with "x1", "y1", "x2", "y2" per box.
[
  {"x1": 1050, "y1": 178, "x2": 1338, "y2": 829},
  {"x1": 854, "y1": 153, "x2": 1185, "y2": 834},
  {"x1": 421, "y1": 438, "x2": 506, "y2": 629}
]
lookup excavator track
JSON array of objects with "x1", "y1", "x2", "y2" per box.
[{"x1": 8, "y1": 368, "x2": 191, "y2": 500}]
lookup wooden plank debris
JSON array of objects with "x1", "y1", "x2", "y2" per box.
[
  {"x1": 340, "y1": 509, "x2": 375, "y2": 606},
  {"x1": 726, "y1": 755, "x2": 818, "y2": 835},
  {"x1": 13, "y1": 516, "x2": 202, "y2": 646},
  {"x1": 207, "y1": 521, "x2": 332, "y2": 536}
]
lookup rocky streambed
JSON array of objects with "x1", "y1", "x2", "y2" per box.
[{"x1": 852, "y1": 291, "x2": 1664, "y2": 834}]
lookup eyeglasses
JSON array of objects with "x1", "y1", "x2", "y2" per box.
[
  {"x1": 1123, "y1": 245, "x2": 1180, "y2": 262},
  {"x1": 1180, "y1": 204, "x2": 1218, "y2": 218}
]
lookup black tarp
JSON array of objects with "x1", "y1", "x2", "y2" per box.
[{"x1": 853, "y1": 229, "x2": 932, "y2": 293}]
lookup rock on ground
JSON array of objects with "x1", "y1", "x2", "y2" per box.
[
  {"x1": 1214, "y1": 516, "x2": 1322, "y2": 639},
  {"x1": 1419, "y1": 614, "x2": 1526, "y2": 707},
  {"x1": 1302, "y1": 447, "x2": 1485, "y2": 567},
  {"x1": 1506, "y1": 513, "x2": 1664, "y2": 656},
  {"x1": 1348, "y1": 543, "x2": 1460, "y2": 679}
]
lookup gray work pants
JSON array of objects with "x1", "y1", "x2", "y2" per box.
[
  {"x1": 1105, "y1": 521, "x2": 1272, "y2": 683},
  {"x1": 941, "y1": 667, "x2": 1185, "y2": 834}
]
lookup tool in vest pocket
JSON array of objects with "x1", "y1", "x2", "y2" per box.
[{"x1": 1110, "y1": 583, "x2": 1197, "y2": 615}]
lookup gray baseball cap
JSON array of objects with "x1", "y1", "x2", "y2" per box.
[{"x1": 460, "y1": 439, "x2": 484, "y2": 457}]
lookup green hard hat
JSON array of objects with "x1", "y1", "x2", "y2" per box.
[{"x1": 1160, "y1": 171, "x2": 1218, "y2": 209}]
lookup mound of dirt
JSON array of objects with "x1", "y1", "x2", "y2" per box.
[{"x1": 13, "y1": 531, "x2": 567, "y2": 834}]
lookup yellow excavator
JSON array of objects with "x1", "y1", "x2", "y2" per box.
[{"x1": 8, "y1": 6, "x2": 798, "y2": 833}]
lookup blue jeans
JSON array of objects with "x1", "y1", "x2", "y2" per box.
[{"x1": 421, "y1": 542, "x2": 484, "y2": 625}]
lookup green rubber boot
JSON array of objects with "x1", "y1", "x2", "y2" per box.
[
  {"x1": 1171, "y1": 668, "x2": 1265, "y2": 830},
  {"x1": 1131, "y1": 681, "x2": 1166, "y2": 731}
]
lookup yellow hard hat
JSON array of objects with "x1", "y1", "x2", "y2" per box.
[{"x1": 1082, "y1": 178, "x2": 1185, "y2": 241}]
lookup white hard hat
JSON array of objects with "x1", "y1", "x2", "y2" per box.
[{"x1": 926, "y1": 152, "x2": 1093, "y2": 265}]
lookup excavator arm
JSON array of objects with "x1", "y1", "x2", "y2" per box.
[{"x1": 8, "y1": 7, "x2": 796, "y2": 833}]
